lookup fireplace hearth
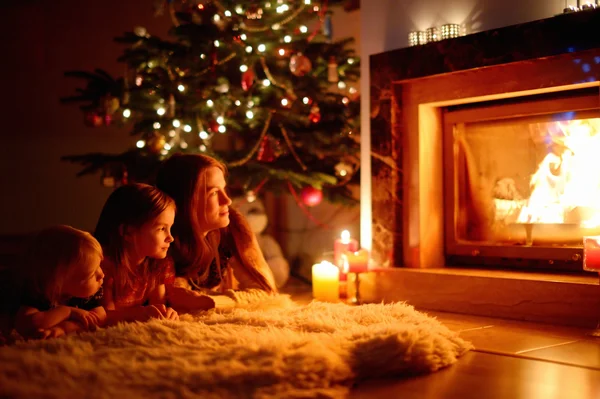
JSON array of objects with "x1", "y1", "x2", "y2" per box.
[{"x1": 370, "y1": 10, "x2": 600, "y2": 271}]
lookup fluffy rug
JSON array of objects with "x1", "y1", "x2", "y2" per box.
[{"x1": 0, "y1": 294, "x2": 472, "y2": 398}]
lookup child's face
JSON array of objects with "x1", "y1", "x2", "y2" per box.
[
  {"x1": 131, "y1": 205, "x2": 175, "y2": 260},
  {"x1": 198, "y1": 167, "x2": 232, "y2": 233},
  {"x1": 64, "y1": 254, "x2": 104, "y2": 298}
]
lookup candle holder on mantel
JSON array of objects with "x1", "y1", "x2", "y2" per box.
[
  {"x1": 341, "y1": 249, "x2": 370, "y2": 305},
  {"x1": 582, "y1": 236, "x2": 600, "y2": 337}
]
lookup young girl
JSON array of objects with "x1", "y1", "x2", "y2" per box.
[
  {"x1": 15, "y1": 225, "x2": 106, "y2": 339},
  {"x1": 155, "y1": 154, "x2": 276, "y2": 311},
  {"x1": 94, "y1": 183, "x2": 179, "y2": 323}
]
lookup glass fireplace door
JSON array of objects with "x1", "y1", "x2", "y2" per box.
[{"x1": 443, "y1": 89, "x2": 600, "y2": 271}]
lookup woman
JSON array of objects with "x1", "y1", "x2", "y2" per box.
[{"x1": 155, "y1": 154, "x2": 276, "y2": 311}]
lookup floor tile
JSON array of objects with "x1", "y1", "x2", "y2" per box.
[{"x1": 520, "y1": 339, "x2": 600, "y2": 370}]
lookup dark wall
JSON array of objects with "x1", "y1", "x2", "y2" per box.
[{"x1": 0, "y1": 0, "x2": 171, "y2": 234}]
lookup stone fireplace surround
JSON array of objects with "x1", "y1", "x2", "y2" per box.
[{"x1": 364, "y1": 9, "x2": 600, "y2": 327}]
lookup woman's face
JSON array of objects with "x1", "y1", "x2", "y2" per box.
[{"x1": 198, "y1": 166, "x2": 232, "y2": 234}]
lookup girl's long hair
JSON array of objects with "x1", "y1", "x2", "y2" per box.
[
  {"x1": 156, "y1": 154, "x2": 274, "y2": 292},
  {"x1": 22, "y1": 225, "x2": 103, "y2": 305},
  {"x1": 94, "y1": 183, "x2": 175, "y2": 294}
]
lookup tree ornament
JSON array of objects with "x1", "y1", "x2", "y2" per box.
[
  {"x1": 289, "y1": 53, "x2": 312, "y2": 76},
  {"x1": 327, "y1": 56, "x2": 339, "y2": 83},
  {"x1": 308, "y1": 105, "x2": 321, "y2": 123},
  {"x1": 84, "y1": 110, "x2": 104, "y2": 127},
  {"x1": 102, "y1": 96, "x2": 120, "y2": 115},
  {"x1": 323, "y1": 12, "x2": 333, "y2": 42},
  {"x1": 146, "y1": 133, "x2": 166, "y2": 154},
  {"x1": 209, "y1": 120, "x2": 220, "y2": 133},
  {"x1": 103, "y1": 113, "x2": 113, "y2": 126},
  {"x1": 257, "y1": 135, "x2": 277, "y2": 162},
  {"x1": 246, "y1": 190, "x2": 257, "y2": 203},
  {"x1": 245, "y1": 4, "x2": 263, "y2": 19},
  {"x1": 241, "y1": 69, "x2": 255, "y2": 91},
  {"x1": 168, "y1": 94, "x2": 176, "y2": 118},
  {"x1": 215, "y1": 77, "x2": 230, "y2": 93},
  {"x1": 300, "y1": 186, "x2": 323, "y2": 207}
]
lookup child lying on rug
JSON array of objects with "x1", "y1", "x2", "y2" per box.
[
  {"x1": 14, "y1": 225, "x2": 106, "y2": 339},
  {"x1": 94, "y1": 183, "x2": 179, "y2": 323},
  {"x1": 156, "y1": 154, "x2": 277, "y2": 311}
]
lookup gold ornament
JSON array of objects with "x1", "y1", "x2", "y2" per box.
[{"x1": 146, "y1": 133, "x2": 166, "y2": 154}]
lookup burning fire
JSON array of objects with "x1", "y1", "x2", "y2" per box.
[{"x1": 517, "y1": 118, "x2": 600, "y2": 227}]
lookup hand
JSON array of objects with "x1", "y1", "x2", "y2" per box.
[
  {"x1": 143, "y1": 305, "x2": 165, "y2": 320},
  {"x1": 147, "y1": 304, "x2": 179, "y2": 320},
  {"x1": 70, "y1": 308, "x2": 102, "y2": 330},
  {"x1": 38, "y1": 326, "x2": 65, "y2": 339}
]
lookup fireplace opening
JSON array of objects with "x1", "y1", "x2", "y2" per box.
[{"x1": 443, "y1": 87, "x2": 600, "y2": 272}]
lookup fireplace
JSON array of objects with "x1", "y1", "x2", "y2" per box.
[{"x1": 369, "y1": 10, "x2": 600, "y2": 272}]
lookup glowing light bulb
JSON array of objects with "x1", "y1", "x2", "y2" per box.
[
  {"x1": 246, "y1": 110, "x2": 254, "y2": 119},
  {"x1": 278, "y1": 48, "x2": 285, "y2": 56},
  {"x1": 214, "y1": 40, "x2": 220, "y2": 47},
  {"x1": 123, "y1": 109, "x2": 131, "y2": 118},
  {"x1": 347, "y1": 58, "x2": 354, "y2": 64},
  {"x1": 281, "y1": 98, "x2": 289, "y2": 106},
  {"x1": 199, "y1": 131, "x2": 209, "y2": 139},
  {"x1": 136, "y1": 140, "x2": 145, "y2": 148},
  {"x1": 200, "y1": 53, "x2": 206, "y2": 59},
  {"x1": 164, "y1": 143, "x2": 171, "y2": 150},
  {"x1": 177, "y1": 84, "x2": 185, "y2": 92},
  {"x1": 240, "y1": 33, "x2": 247, "y2": 40},
  {"x1": 168, "y1": 130, "x2": 176, "y2": 137},
  {"x1": 240, "y1": 64, "x2": 248, "y2": 72},
  {"x1": 207, "y1": 99, "x2": 214, "y2": 107},
  {"x1": 172, "y1": 119, "x2": 181, "y2": 128},
  {"x1": 218, "y1": 125, "x2": 226, "y2": 133},
  {"x1": 200, "y1": 144, "x2": 207, "y2": 152},
  {"x1": 302, "y1": 97, "x2": 310, "y2": 104},
  {"x1": 160, "y1": 149, "x2": 168, "y2": 156},
  {"x1": 262, "y1": 79, "x2": 270, "y2": 87},
  {"x1": 153, "y1": 122, "x2": 161, "y2": 129},
  {"x1": 235, "y1": 5, "x2": 243, "y2": 14},
  {"x1": 235, "y1": 100, "x2": 241, "y2": 106},
  {"x1": 272, "y1": 23, "x2": 281, "y2": 30},
  {"x1": 180, "y1": 141, "x2": 188, "y2": 149},
  {"x1": 337, "y1": 81, "x2": 346, "y2": 89},
  {"x1": 245, "y1": 46, "x2": 253, "y2": 53},
  {"x1": 216, "y1": 116, "x2": 224, "y2": 124},
  {"x1": 257, "y1": 44, "x2": 266, "y2": 52},
  {"x1": 342, "y1": 97, "x2": 349, "y2": 105},
  {"x1": 156, "y1": 107, "x2": 166, "y2": 116},
  {"x1": 299, "y1": 25, "x2": 308, "y2": 33},
  {"x1": 183, "y1": 125, "x2": 192, "y2": 132},
  {"x1": 224, "y1": 10, "x2": 232, "y2": 17},
  {"x1": 284, "y1": 35, "x2": 292, "y2": 43},
  {"x1": 304, "y1": 0, "x2": 311, "y2": 4},
  {"x1": 213, "y1": 14, "x2": 221, "y2": 22}
]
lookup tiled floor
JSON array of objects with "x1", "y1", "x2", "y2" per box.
[{"x1": 281, "y1": 278, "x2": 600, "y2": 398}]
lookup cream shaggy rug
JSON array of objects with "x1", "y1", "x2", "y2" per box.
[{"x1": 0, "y1": 294, "x2": 472, "y2": 399}]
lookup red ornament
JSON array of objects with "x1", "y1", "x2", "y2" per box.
[
  {"x1": 241, "y1": 69, "x2": 255, "y2": 91},
  {"x1": 84, "y1": 111, "x2": 104, "y2": 127},
  {"x1": 209, "y1": 120, "x2": 220, "y2": 133},
  {"x1": 308, "y1": 105, "x2": 321, "y2": 123},
  {"x1": 256, "y1": 135, "x2": 276, "y2": 162},
  {"x1": 300, "y1": 186, "x2": 323, "y2": 207},
  {"x1": 289, "y1": 53, "x2": 312, "y2": 76}
]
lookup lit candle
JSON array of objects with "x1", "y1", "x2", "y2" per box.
[
  {"x1": 342, "y1": 249, "x2": 370, "y2": 273},
  {"x1": 333, "y1": 230, "x2": 359, "y2": 266},
  {"x1": 583, "y1": 236, "x2": 600, "y2": 271},
  {"x1": 312, "y1": 261, "x2": 340, "y2": 302}
]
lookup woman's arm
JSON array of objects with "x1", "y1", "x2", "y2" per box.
[
  {"x1": 14, "y1": 305, "x2": 72, "y2": 335},
  {"x1": 166, "y1": 278, "x2": 219, "y2": 311}
]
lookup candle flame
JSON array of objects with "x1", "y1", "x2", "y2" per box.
[{"x1": 341, "y1": 230, "x2": 350, "y2": 244}]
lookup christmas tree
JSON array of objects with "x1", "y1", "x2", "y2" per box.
[{"x1": 61, "y1": 0, "x2": 360, "y2": 206}]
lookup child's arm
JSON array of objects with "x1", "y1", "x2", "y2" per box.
[
  {"x1": 102, "y1": 280, "x2": 169, "y2": 324},
  {"x1": 44, "y1": 306, "x2": 107, "y2": 337},
  {"x1": 148, "y1": 284, "x2": 178, "y2": 320},
  {"x1": 14, "y1": 305, "x2": 72, "y2": 335}
]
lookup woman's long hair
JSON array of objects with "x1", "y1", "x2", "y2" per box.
[
  {"x1": 156, "y1": 154, "x2": 275, "y2": 292},
  {"x1": 22, "y1": 225, "x2": 103, "y2": 305},
  {"x1": 94, "y1": 183, "x2": 175, "y2": 295}
]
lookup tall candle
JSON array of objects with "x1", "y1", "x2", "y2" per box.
[
  {"x1": 333, "y1": 230, "x2": 359, "y2": 267},
  {"x1": 583, "y1": 236, "x2": 600, "y2": 272},
  {"x1": 342, "y1": 248, "x2": 370, "y2": 273},
  {"x1": 312, "y1": 261, "x2": 340, "y2": 302}
]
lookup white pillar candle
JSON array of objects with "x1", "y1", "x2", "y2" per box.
[{"x1": 312, "y1": 261, "x2": 340, "y2": 302}]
